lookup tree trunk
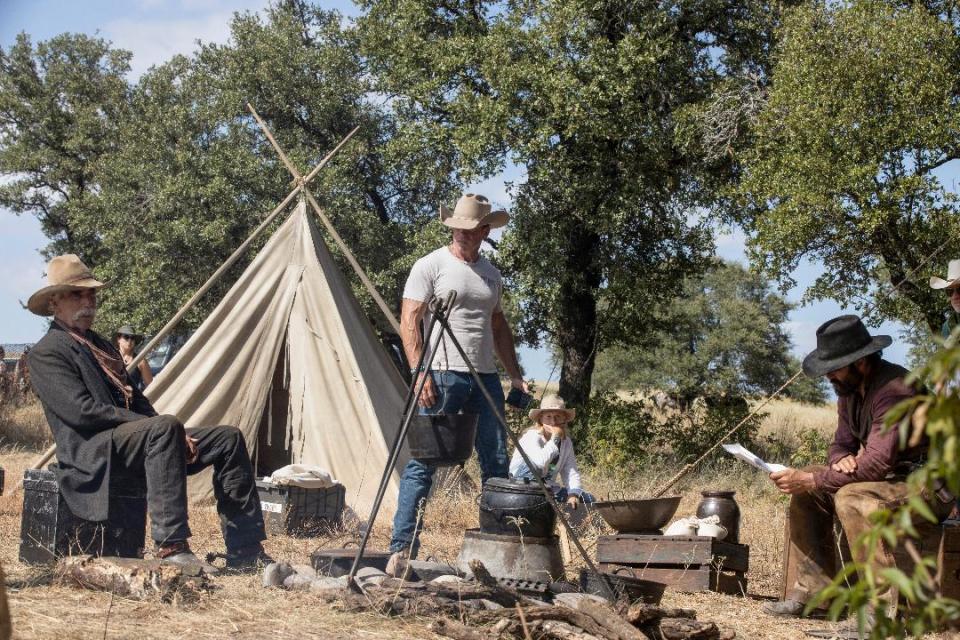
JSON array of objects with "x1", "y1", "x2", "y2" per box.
[{"x1": 556, "y1": 224, "x2": 602, "y2": 412}]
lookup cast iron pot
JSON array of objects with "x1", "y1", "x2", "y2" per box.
[
  {"x1": 478, "y1": 477, "x2": 555, "y2": 538},
  {"x1": 407, "y1": 413, "x2": 479, "y2": 466}
]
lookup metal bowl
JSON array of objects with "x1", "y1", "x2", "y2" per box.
[{"x1": 592, "y1": 496, "x2": 683, "y2": 533}]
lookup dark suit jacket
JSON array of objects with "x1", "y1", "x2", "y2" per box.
[{"x1": 29, "y1": 323, "x2": 156, "y2": 521}]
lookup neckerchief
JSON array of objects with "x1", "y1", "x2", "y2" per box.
[{"x1": 57, "y1": 320, "x2": 133, "y2": 409}]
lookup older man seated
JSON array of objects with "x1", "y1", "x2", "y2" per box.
[
  {"x1": 764, "y1": 315, "x2": 954, "y2": 636},
  {"x1": 26, "y1": 254, "x2": 268, "y2": 573}
]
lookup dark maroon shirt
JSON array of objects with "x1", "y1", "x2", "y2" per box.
[{"x1": 813, "y1": 359, "x2": 926, "y2": 492}]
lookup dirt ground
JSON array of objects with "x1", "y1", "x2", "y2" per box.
[{"x1": 3, "y1": 442, "x2": 927, "y2": 640}]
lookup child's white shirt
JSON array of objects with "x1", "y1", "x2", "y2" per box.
[{"x1": 509, "y1": 428, "x2": 583, "y2": 496}]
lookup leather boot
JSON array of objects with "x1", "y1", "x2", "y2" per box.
[{"x1": 157, "y1": 541, "x2": 220, "y2": 576}]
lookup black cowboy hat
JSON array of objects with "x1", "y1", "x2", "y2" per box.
[
  {"x1": 113, "y1": 325, "x2": 144, "y2": 343},
  {"x1": 802, "y1": 315, "x2": 892, "y2": 378}
]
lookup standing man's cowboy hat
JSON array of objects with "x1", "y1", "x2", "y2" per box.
[
  {"x1": 26, "y1": 254, "x2": 106, "y2": 316},
  {"x1": 529, "y1": 395, "x2": 576, "y2": 423},
  {"x1": 440, "y1": 193, "x2": 509, "y2": 230},
  {"x1": 930, "y1": 259, "x2": 960, "y2": 290},
  {"x1": 802, "y1": 315, "x2": 892, "y2": 378}
]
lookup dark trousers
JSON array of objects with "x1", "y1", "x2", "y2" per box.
[{"x1": 111, "y1": 415, "x2": 266, "y2": 551}]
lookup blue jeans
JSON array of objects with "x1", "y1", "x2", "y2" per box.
[{"x1": 389, "y1": 370, "x2": 508, "y2": 555}]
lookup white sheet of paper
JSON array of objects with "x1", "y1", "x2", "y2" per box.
[{"x1": 722, "y1": 443, "x2": 788, "y2": 473}]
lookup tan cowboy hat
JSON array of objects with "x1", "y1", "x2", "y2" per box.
[
  {"x1": 439, "y1": 193, "x2": 509, "y2": 230},
  {"x1": 529, "y1": 395, "x2": 576, "y2": 423},
  {"x1": 27, "y1": 254, "x2": 106, "y2": 316},
  {"x1": 930, "y1": 259, "x2": 960, "y2": 290}
]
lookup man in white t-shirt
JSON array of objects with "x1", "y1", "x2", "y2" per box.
[{"x1": 388, "y1": 193, "x2": 529, "y2": 567}]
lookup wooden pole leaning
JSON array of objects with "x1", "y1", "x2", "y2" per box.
[
  {"x1": 302, "y1": 188, "x2": 402, "y2": 334},
  {"x1": 652, "y1": 369, "x2": 804, "y2": 498},
  {"x1": 244, "y1": 104, "x2": 401, "y2": 334},
  {"x1": 16, "y1": 122, "x2": 362, "y2": 490}
]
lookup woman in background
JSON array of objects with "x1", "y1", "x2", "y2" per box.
[{"x1": 113, "y1": 325, "x2": 153, "y2": 390}]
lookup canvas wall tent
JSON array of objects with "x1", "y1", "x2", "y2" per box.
[{"x1": 145, "y1": 201, "x2": 408, "y2": 513}]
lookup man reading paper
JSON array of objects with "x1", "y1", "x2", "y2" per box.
[{"x1": 763, "y1": 315, "x2": 952, "y2": 634}]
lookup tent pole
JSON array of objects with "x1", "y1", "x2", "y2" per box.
[
  {"x1": 125, "y1": 185, "x2": 302, "y2": 375},
  {"x1": 16, "y1": 124, "x2": 362, "y2": 491},
  {"x1": 303, "y1": 188, "x2": 402, "y2": 334},
  {"x1": 245, "y1": 104, "x2": 400, "y2": 334}
]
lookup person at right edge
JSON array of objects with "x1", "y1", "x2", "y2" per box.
[
  {"x1": 386, "y1": 193, "x2": 529, "y2": 577},
  {"x1": 930, "y1": 258, "x2": 960, "y2": 340},
  {"x1": 763, "y1": 315, "x2": 954, "y2": 638}
]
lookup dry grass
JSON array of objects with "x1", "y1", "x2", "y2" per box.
[
  {"x1": 0, "y1": 398, "x2": 950, "y2": 639},
  {"x1": 758, "y1": 398, "x2": 836, "y2": 439},
  {"x1": 0, "y1": 397, "x2": 52, "y2": 451}
]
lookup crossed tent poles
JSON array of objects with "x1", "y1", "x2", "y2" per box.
[{"x1": 23, "y1": 105, "x2": 400, "y2": 481}]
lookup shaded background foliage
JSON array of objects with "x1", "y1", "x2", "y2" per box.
[{"x1": 592, "y1": 260, "x2": 828, "y2": 405}]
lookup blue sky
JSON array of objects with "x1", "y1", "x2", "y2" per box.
[{"x1": 0, "y1": 0, "x2": 945, "y2": 381}]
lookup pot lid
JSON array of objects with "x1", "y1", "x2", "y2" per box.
[{"x1": 483, "y1": 477, "x2": 546, "y2": 496}]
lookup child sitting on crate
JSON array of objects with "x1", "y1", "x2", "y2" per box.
[{"x1": 509, "y1": 395, "x2": 594, "y2": 509}]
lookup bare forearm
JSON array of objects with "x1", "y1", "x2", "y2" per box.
[
  {"x1": 492, "y1": 313, "x2": 522, "y2": 379},
  {"x1": 138, "y1": 360, "x2": 153, "y2": 385},
  {"x1": 400, "y1": 298, "x2": 427, "y2": 370}
]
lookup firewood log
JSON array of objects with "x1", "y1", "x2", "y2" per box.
[
  {"x1": 536, "y1": 619, "x2": 605, "y2": 640},
  {"x1": 573, "y1": 599, "x2": 651, "y2": 640},
  {"x1": 658, "y1": 618, "x2": 721, "y2": 640},
  {"x1": 624, "y1": 603, "x2": 696, "y2": 626},
  {"x1": 54, "y1": 556, "x2": 207, "y2": 602},
  {"x1": 429, "y1": 617, "x2": 495, "y2": 640}
]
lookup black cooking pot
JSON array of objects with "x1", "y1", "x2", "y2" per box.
[
  {"x1": 407, "y1": 413, "x2": 478, "y2": 466},
  {"x1": 478, "y1": 477, "x2": 555, "y2": 538}
]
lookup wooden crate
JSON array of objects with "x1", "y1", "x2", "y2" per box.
[
  {"x1": 596, "y1": 534, "x2": 749, "y2": 596},
  {"x1": 781, "y1": 517, "x2": 960, "y2": 600}
]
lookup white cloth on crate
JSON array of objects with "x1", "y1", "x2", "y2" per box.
[
  {"x1": 266, "y1": 464, "x2": 339, "y2": 489},
  {"x1": 509, "y1": 428, "x2": 584, "y2": 497},
  {"x1": 402, "y1": 247, "x2": 503, "y2": 374}
]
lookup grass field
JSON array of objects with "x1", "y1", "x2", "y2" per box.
[{"x1": 0, "y1": 395, "x2": 945, "y2": 639}]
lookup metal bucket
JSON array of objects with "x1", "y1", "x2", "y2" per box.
[
  {"x1": 456, "y1": 528, "x2": 563, "y2": 582},
  {"x1": 407, "y1": 414, "x2": 478, "y2": 466}
]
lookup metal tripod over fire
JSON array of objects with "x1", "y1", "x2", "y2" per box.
[{"x1": 346, "y1": 291, "x2": 616, "y2": 599}]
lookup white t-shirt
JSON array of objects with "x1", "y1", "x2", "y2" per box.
[{"x1": 403, "y1": 246, "x2": 503, "y2": 373}]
